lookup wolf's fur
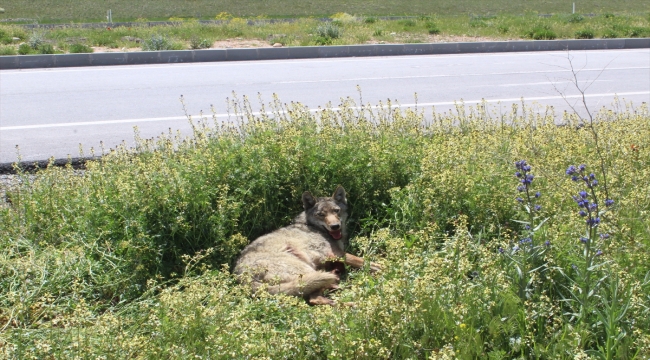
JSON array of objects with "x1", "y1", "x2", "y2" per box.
[{"x1": 234, "y1": 186, "x2": 380, "y2": 305}]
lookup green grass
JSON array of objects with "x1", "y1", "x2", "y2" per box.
[
  {"x1": 1, "y1": 12, "x2": 648, "y2": 55},
  {"x1": 1, "y1": 93, "x2": 649, "y2": 358},
  {"x1": 1, "y1": 0, "x2": 650, "y2": 22}
]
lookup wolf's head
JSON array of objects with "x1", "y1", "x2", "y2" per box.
[{"x1": 302, "y1": 185, "x2": 348, "y2": 240}]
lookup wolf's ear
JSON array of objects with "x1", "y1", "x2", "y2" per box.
[
  {"x1": 332, "y1": 185, "x2": 347, "y2": 204},
  {"x1": 302, "y1": 191, "x2": 316, "y2": 210}
]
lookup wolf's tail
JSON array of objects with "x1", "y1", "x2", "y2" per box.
[{"x1": 255, "y1": 272, "x2": 338, "y2": 296}]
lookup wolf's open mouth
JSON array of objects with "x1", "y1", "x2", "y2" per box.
[{"x1": 328, "y1": 230, "x2": 342, "y2": 240}]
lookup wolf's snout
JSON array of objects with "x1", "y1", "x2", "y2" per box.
[{"x1": 329, "y1": 223, "x2": 340, "y2": 231}]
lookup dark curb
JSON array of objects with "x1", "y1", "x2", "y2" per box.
[
  {"x1": 1, "y1": 38, "x2": 648, "y2": 70},
  {"x1": 0, "y1": 157, "x2": 93, "y2": 174}
]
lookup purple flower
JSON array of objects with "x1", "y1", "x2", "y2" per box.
[
  {"x1": 571, "y1": 175, "x2": 579, "y2": 182},
  {"x1": 499, "y1": 247, "x2": 504, "y2": 254},
  {"x1": 534, "y1": 205, "x2": 542, "y2": 212},
  {"x1": 519, "y1": 237, "x2": 532, "y2": 244},
  {"x1": 544, "y1": 240, "x2": 551, "y2": 246},
  {"x1": 517, "y1": 186, "x2": 526, "y2": 192},
  {"x1": 578, "y1": 164, "x2": 587, "y2": 172},
  {"x1": 580, "y1": 237, "x2": 589, "y2": 243},
  {"x1": 516, "y1": 197, "x2": 524, "y2": 203},
  {"x1": 579, "y1": 191, "x2": 588, "y2": 199},
  {"x1": 600, "y1": 233, "x2": 610, "y2": 239},
  {"x1": 579, "y1": 210, "x2": 587, "y2": 217},
  {"x1": 587, "y1": 217, "x2": 601, "y2": 227},
  {"x1": 535, "y1": 192, "x2": 541, "y2": 198},
  {"x1": 515, "y1": 171, "x2": 522, "y2": 178},
  {"x1": 595, "y1": 250, "x2": 603, "y2": 256},
  {"x1": 605, "y1": 199, "x2": 614, "y2": 207},
  {"x1": 590, "y1": 180, "x2": 598, "y2": 187},
  {"x1": 589, "y1": 173, "x2": 596, "y2": 180},
  {"x1": 513, "y1": 246, "x2": 520, "y2": 252},
  {"x1": 566, "y1": 165, "x2": 578, "y2": 175}
]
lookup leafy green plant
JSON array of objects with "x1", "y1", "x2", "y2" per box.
[
  {"x1": 525, "y1": 25, "x2": 557, "y2": 40},
  {"x1": 37, "y1": 44, "x2": 55, "y2": 54},
  {"x1": 574, "y1": 28, "x2": 594, "y2": 39},
  {"x1": 17, "y1": 43, "x2": 32, "y2": 55},
  {"x1": 68, "y1": 43, "x2": 94, "y2": 53},
  {"x1": 0, "y1": 45, "x2": 16, "y2": 55},
  {"x1": 189, "y1": 36, "x2": 211, "y2": 49},
  {"x1": 142, "y1": 34, "x2": 173, "y2": 50},
  {"x1": 27, "y1": 31, "x2": 45, "y2": 49},
  {"x1": 363, "y1": 16, "x2": 377, "y2": 24},
  {"x1": 602, "y1": 29, "x2": 618, "y2": 38},
  {"x1": 426, "y1": 22, "x2": 440, "y2": 34},
  {"x1": 566, "y1": 13, "x2": 585, "y2": 23}
]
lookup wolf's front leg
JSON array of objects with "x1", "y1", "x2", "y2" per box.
[{"x1": 344, "y1": 253, "x2": 382, "y2": 273}]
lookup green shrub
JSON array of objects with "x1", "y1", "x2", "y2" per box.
[
  {"x1": 602, "y1": 29, "x2": 619, "y2": 38},
  {"x1": 17, "y1": 43, "x2": 32, "y2": 55},
  {"x1": 497, "y1": 24, "x2": 509, "y2": 34},
  {"x1": 525, "y1": 25, "x2": 557, "y2": 40},
  {"x1": 142, "y1": 34, "x2": 173, "y2": 51},
  {"x1": 426, "y1": 22, "x2": 441, "y2": 34},
  {"x1": 189, "y1": 36, "x2": 211, "y2": 49},
  {"x1": 574, "y1": 28, "x2": 594, "y2": 39},
  {"x1": 0, "y1": 45, "x2": 16, "y2": 55},
  {"x1": 566, "y1": 13, "x2": 585, "y2": 23},
  {"x1": 68, "y1": 43, "x2": 93, "y2": 53},
  {"x1": 315, "y1": 22, "x2": 341, "y2": 44},
  {"x1": 28, "y1": 31, "x2": 45, "y2": 49},
  {"x1": 37, "y1": 44, "x2": 55, "y2": 54},
  {"x1": 363, "y1": 16, "x2": 377, "y2": 24},
  {"x1": 626, "y1": 26, "x2": 650, "y2": 37},
  {"x1": 398, "y1": 19, "x2": 416, "y2": 27}
]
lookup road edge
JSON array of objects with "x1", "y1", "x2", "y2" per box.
[{"x1": 1, "y1": 38, "x2": 648, "y2": 70}]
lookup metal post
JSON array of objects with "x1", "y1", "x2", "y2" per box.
[{"x1": 573, "y1": 3, "x2": 575, "y2": 14}]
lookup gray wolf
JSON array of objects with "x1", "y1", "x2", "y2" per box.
[{"x1": 233, "y1": 185, "x2": 380, "y2": 305}]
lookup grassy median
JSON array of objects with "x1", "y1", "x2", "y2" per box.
[
  {"x1": 1, "y1": 95, "x2": 649, "y2": 358},
  {"x1": 0, "y1": 12, "x2": 649, "y2": 55}
]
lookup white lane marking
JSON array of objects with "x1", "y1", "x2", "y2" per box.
[
  {"x1": 269, "y1": 67, "x2": 648, "y2": 84},
  {"x1": 0, "y1": 49, "x2": 648, "y2": 74},
  {"x1": 2, "y1": 91, "x2": 647, "y2": 131}
]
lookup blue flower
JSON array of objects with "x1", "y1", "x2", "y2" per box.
[
  {"x1": 587, "y1": 217, "x2": 601, "y2": 227},
  {"x1": 595, "y1": 250, "x2": 603, "y2": 256},
  {"x1": 579, "y1": 210, "x2": 587, "y2": 217},
  {"x1": 579, "y1": 191, "x2": 588, "y2": 199},
  {"x1": 519, "y1": 237, "x2": 532, "y2": 244},
  {"x1": 534, "y1": 205, "x2": 542, "y2": 211},
  {"x1": 605, "y1": 199, "x2": 614, "y2": 207},
  {"x1": 578, "y1": 164, "x2": 587, "y2": 172},
  {"x1": 535, "y1": 192, "x2": 541, "y2": 198},
  {"x1": 515, "y1": 171, "x2": 522, "y2": 178},
  {"x1": 566, "y1": 165, "x2": 577, "y2": 175},
  {"x1": 580, "y1": 237, "x2": 588, "y2": 243},
  {"x1": 516, "y1": 197, "x2": 524, "y2": 203},
  {"x1": 544, "y1": 240, "x2": 551, "y2": 246},
  {"x1": 517, "y1": 185, "x2": 526, "y2": 192},
  {"x1": 498, "y1": 247, "x2": 504, "y2": 254},
  {"x1": 600, "y1": 233, "x2": 610, "y2": 239},
  {"x1": 589, "y1": 173, "x2": 596, "y2": 180}
]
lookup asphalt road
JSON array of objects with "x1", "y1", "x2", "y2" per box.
[{"x1": 1, "y1": 48, "x2": 649, "y2": 163}]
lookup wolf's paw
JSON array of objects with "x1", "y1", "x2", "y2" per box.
[{"x1": 369, "y1": 262, "x2": 383, "y2": 273}]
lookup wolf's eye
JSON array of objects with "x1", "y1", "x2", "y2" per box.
[
  {"x1": 316, "y1": 212, "x2": 325, "y2": 217},
  {"x1": 333, "y1": 208, "x2": 340, "y2": 213}
]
